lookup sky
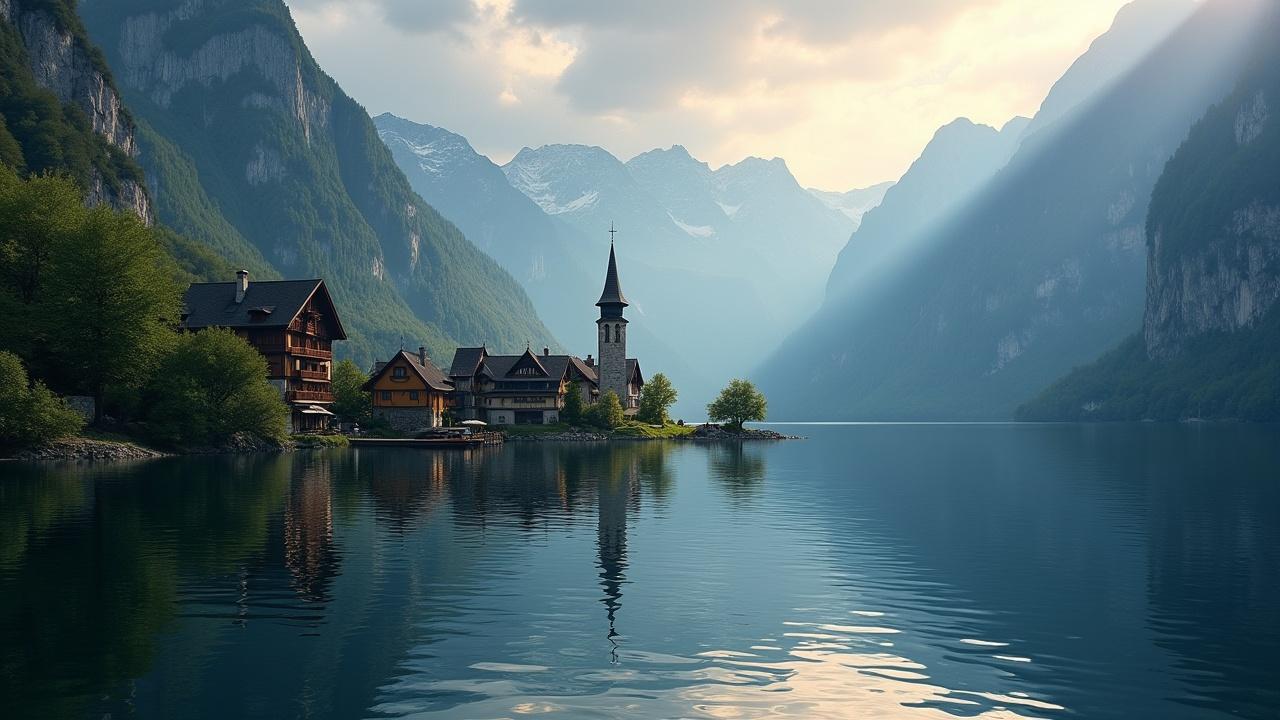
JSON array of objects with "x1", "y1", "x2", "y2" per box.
[{"x1": 286, "y1": 0, "x2": 1146, "y2": 190}]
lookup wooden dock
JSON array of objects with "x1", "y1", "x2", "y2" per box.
[{"x1": 349, "y1": 432, "x2": 504, "y2": 449}]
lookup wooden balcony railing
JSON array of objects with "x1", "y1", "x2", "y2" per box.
[
  {"x1": 286, "y1": 390, "x2": 333, "y2": 403},
  {"x1": 290, "y1": 345, "x2": 332, "y2": 360},
  {"x1": 298, "y1": 369, "x2": 330, "y2": 382}
]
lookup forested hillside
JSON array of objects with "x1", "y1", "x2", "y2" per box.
[{"x1": 80, "y1": 0, "x2": 553, "y2": 364}]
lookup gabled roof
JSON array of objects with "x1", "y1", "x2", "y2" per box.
[
  {"x1": 181, "y1": 278, "x2": 347, "y2": 339},
  {"x1": 362, "y1": 350, "x2": 453, "y2": 392},
  {"x1": 507, "y1": 347, "x2": 549, "y2": 377},
  {"x1": 448, "y1": 346, "x2": 488, "y2": 378},
  {"x1": 596, "y1": 243, "x2": 628, "y2": 307},
  {"x1": 469, "y1": 353, "x2": 599, "y2": 388},
  {"x1": 627, "y1": 358, "x2": 644, "y2": 386}
]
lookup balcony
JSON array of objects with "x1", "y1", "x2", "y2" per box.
[
  {"x1": 298, "y1": 369, "x2": 330, "y2": 382},
  {"x1": 286, "y1": 390, "x2": 333, "y2": 403},
  {"x1": 290, "y1": 345, "x2": 332, "y2": 360}
]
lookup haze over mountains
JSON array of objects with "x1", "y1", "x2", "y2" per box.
[
  {"x1": 758, "y1": 0, "x2": 1272, "y2": 420},
  {"x1": 380, "y1": 117, "x2": 862, "y2": 413}
]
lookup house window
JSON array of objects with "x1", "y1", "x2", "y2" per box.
[
  {"x1": 393, "y1": 366, "x2": 406, "y2": 379},
  {"x1": 410, "y1": 390, "x2": 419, "y2": 401},
  {"x1": 381, "y1": 391, "x2": 391, "y2": 401}
]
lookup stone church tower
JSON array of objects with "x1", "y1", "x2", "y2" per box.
[{"x1": 596, "y1": 241, "x2": 629, "y2": 403}]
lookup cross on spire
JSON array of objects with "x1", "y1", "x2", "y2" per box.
[{"x1": 608, "y1": 222, "x2": 617, "y2": 244}]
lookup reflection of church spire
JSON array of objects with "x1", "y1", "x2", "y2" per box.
[{"x1": 596, "y1": 469, "x2": 632, "y2": 664}]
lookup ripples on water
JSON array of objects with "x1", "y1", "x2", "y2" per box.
[{"x1": 1, "y1": 424, "x2": 1277, "y2": 719}]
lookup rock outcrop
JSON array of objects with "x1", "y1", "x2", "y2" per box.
[{"x1": 0, "y1": 0, "x2": 151, "y2": 220}]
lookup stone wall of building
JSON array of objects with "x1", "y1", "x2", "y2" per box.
[
  {"x1": 374, "y1": 406, "x2": 435, "y2": 433},
  {"x1": 598, "y1": 319, "x2": 628, "y2": 401}
]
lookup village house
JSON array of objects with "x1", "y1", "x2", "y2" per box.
[
  {"x1": 362, "y1": 347, "x2": 453, "y2": 432},
  {"x1": 446, "y1": 240, "x2": 644, "y2": 425},
  {"x1": 180, "y1": 271, "x2": 345, "y2": 433},
  {"x1": 448, "y1": 345, "x2": 601, "y2": 425}
]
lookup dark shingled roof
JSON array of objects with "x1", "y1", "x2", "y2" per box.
[
  {"x1": 596, "y1": 243, "x2": 628, "y2": 307},
  {"x1": 181, "y1": 278, "x2": 346, "y2": 339},
  {"x1": 449, "y1": 346, "x2": 488, "y2": 378},
  {"x1": 627, "y1": 358, "x2": 643, "y2": 386},
  {"x1": 363, "y1": 350, "x2": 453, "y2": 392}
]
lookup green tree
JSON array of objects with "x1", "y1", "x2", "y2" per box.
[
  {"x1": 707, "y1": 379, "x2": 767, "y2": 430},
  {"x1": 587, "y1": 390, "x2": 625, "y2": 430},
  {"x1": 561, "y1": 381, "x2": 585, "y2": 425},
  {"x1": 0, "y1": 170, "x2": 87, "y2": 360},
  {"x1": 331, "y1": 358, "x2": 371, "y2": 423},
  {"x1": 144, "y1": 329, "x2": 288, "y2": 446},
  {"x1": 0, "y1": 351, "x2": 83, "y2": 452},
  {"x1": 44, "y1": 205, "x2": 181, "y2": 421},
  {"x1": 636, "y1": 372, "x2": 678, "y2": 425}
]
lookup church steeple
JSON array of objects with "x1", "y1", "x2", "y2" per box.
[
  {"x1": 596, "y1": 239, "x2": 628, "y2": 315},
  {"x1": 596, "y1": 226, "x2": 630, "y2": 405}
]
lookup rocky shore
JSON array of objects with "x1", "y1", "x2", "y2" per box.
[
  {"x1": 505, "y1": 425, "x2": 801, "y2": 443},
  {"x1": 13, "y1": 437, "x2": 168, "y2": 462},
  {"x1": 506, "y1": 430, "x2": 612, "y2": 442},
  {"x1": 688, "y1": 425, "x2": 801, "y2": 441}
]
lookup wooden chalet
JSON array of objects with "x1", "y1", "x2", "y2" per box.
[
  {"x1": 362, "y1": 347, "x2": 453, "y2": 432},
  {"x1": 180, "y1": 271, "x2": 346, "y2": 432}
]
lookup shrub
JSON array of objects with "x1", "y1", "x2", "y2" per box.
[
  {"x1": 586, "y1": 390, "x2": 625, "y2": 430},
  {"x1": 143, "y1": 329, "x2": 288, "y2": 446},
  {"x1": 0, "y1": 350, "x2": 83, "y2": 451}
]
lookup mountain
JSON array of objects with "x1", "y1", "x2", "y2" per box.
[
  {"x1": 808, "y1": 182, "x2": 893, "y2": 229},
  {"x1": 373, "y1": 113, "x2": 590, "y2": 345},
  {"x1": 825, "y1": 117, "x2": 1028, "y2": 302},
  {"x1": 757, "y1": 0, "x2": 1270, "y2": 420},
  {"x1": 79, "y1": 0, "x2": 553, "y2": 365},
  {"x1": 0, "y1": 0, "x2": 148, "y2": 219},
  {"x1": 499, "y1": 141, "x2": 853, "y2": 411},
  {"x1": 1020, "y1": 10, "x2": 1280, "y2": 421}
]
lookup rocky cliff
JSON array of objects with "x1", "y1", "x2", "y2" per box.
[
  {"x1": 0, "y1": 0, "x2": 149, "y2": 219},
  {"x1": 1144, "y1": 81, "x2": 1280, "y2": 357}
]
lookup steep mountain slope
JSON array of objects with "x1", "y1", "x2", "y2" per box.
[
  {"x1": 80, "y1": 0, "x2": 553, "y2": 365},
  {"x1": 758, "y1": 0, "x2": 1269, "y2": 420},
  {"x1": 1021, "y1": 13, "x2": 1280, "y2": 421},
  {"x1": 0, "y1": 0, "x2": 148, "y2": 218},
  {"x1": 824, "y1": 117, "x2": 1028, "y2": 302},
  {"x1": 373, "y1": 113, "x2": 590, "y2": 346},
  {"x1": 808, "y1": 181, "x2": 893, "y2": 229}
]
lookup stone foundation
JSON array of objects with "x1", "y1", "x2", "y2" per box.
[{"x1": 374, "y1": 406, "x2": 438, "y2": 433}]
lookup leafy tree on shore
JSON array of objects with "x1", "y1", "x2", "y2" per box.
[
  {"x1": 47, "y1": 206, "x2": 181, "y2": 421},
  {"x1": 636, "y1": 373, "x2": 677, "y2": 425},
  {"x1": 707, "y1": 379, "x2": 767, "y2": 430},
  {"x1": 144, "y1": 329, "x2": 288, "y2": 446},
  {"x1": 331, "y1": 359, "x2": 371, "y2": 423},
  {"x1": 561, "y1": 381, "x2": 585, "y2": 425},
  {"x1": 587, "y1": 390, "x2": 625, "y2": 430},
  {"x1": 0, "y1": 351, "x2": 83, "y2": 451}
]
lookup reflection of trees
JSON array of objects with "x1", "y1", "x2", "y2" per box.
[
  {"x1": 356, "y1": 448, "x2": 452, "y2": 533},
  {"x1": 0, "y1": 456, "x2": 290, "y2": 719},
  {"x1": 707, "y1": 443, "x2": 767, "y2": 499}
]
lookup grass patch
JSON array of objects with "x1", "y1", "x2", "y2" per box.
[
  {"x1": 292, "y1": 434, "x2": 349, "y2": 448},
  {"x1": 502, "y1": 423, "x2": 572, "y2": 437},
  {"x1": 613, "y1": 422, "x2": 697, "y2": 439}
]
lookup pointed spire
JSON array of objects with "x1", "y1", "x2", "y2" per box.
[{"x1": 596, "y1": 235, "x2": 628, "y2": 308}]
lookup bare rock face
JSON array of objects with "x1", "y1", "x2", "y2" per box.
[
  {"x1": 1145, "y1": 203, "x2": 1280, "y2": 358},
  {"x1": 0, "y1": 0, "x2": 152, "y2": 221},
  {"x1": 112, "y1": 1, "x2": 330, "y2": 142}
]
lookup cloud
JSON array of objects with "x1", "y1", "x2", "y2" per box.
[{"x1": 285, "y1": 0, "x2": 1144, "y2": 188}]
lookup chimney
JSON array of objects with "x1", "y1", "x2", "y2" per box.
[
  {"x1": 234, "y1": 270, "x2": 249, "y2": 304},
  {"x1": 543, "y1": 346, "x2": 550, "y2": 357},
  {"x1": 418, "y1": 346, "x2": 428, "y2": 365},
  {"x1": 585, "y1": 354, "x2": 595, "y2": 368}
]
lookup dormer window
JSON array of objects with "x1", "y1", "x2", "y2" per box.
[
  {"x1": 393, "y1": 366, "x2": 407, "y2": 379},
  {"x1": 515, "y1": 367, "x2": 539, "y2": 376}
]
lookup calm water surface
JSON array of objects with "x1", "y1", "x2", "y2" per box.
[{"x1": 1, "y1": 424, "x2": 1278, "y2": 719}]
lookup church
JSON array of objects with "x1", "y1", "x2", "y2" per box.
[{"x1": 366, "y1": 237, "x2": 645, "y2": 429}]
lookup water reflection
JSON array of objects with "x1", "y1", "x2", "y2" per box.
[{"x1": 0, "y1": 426, "x2": 1277, "y2": 720}]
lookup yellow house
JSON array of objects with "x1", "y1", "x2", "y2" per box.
[{"x1": 362, "y1": 348, "x2": 453, "y2": 431}]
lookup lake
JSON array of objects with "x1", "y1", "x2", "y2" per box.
[{"x1": 1, "y1": 424, "x2": 1277, "y2": 719}]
